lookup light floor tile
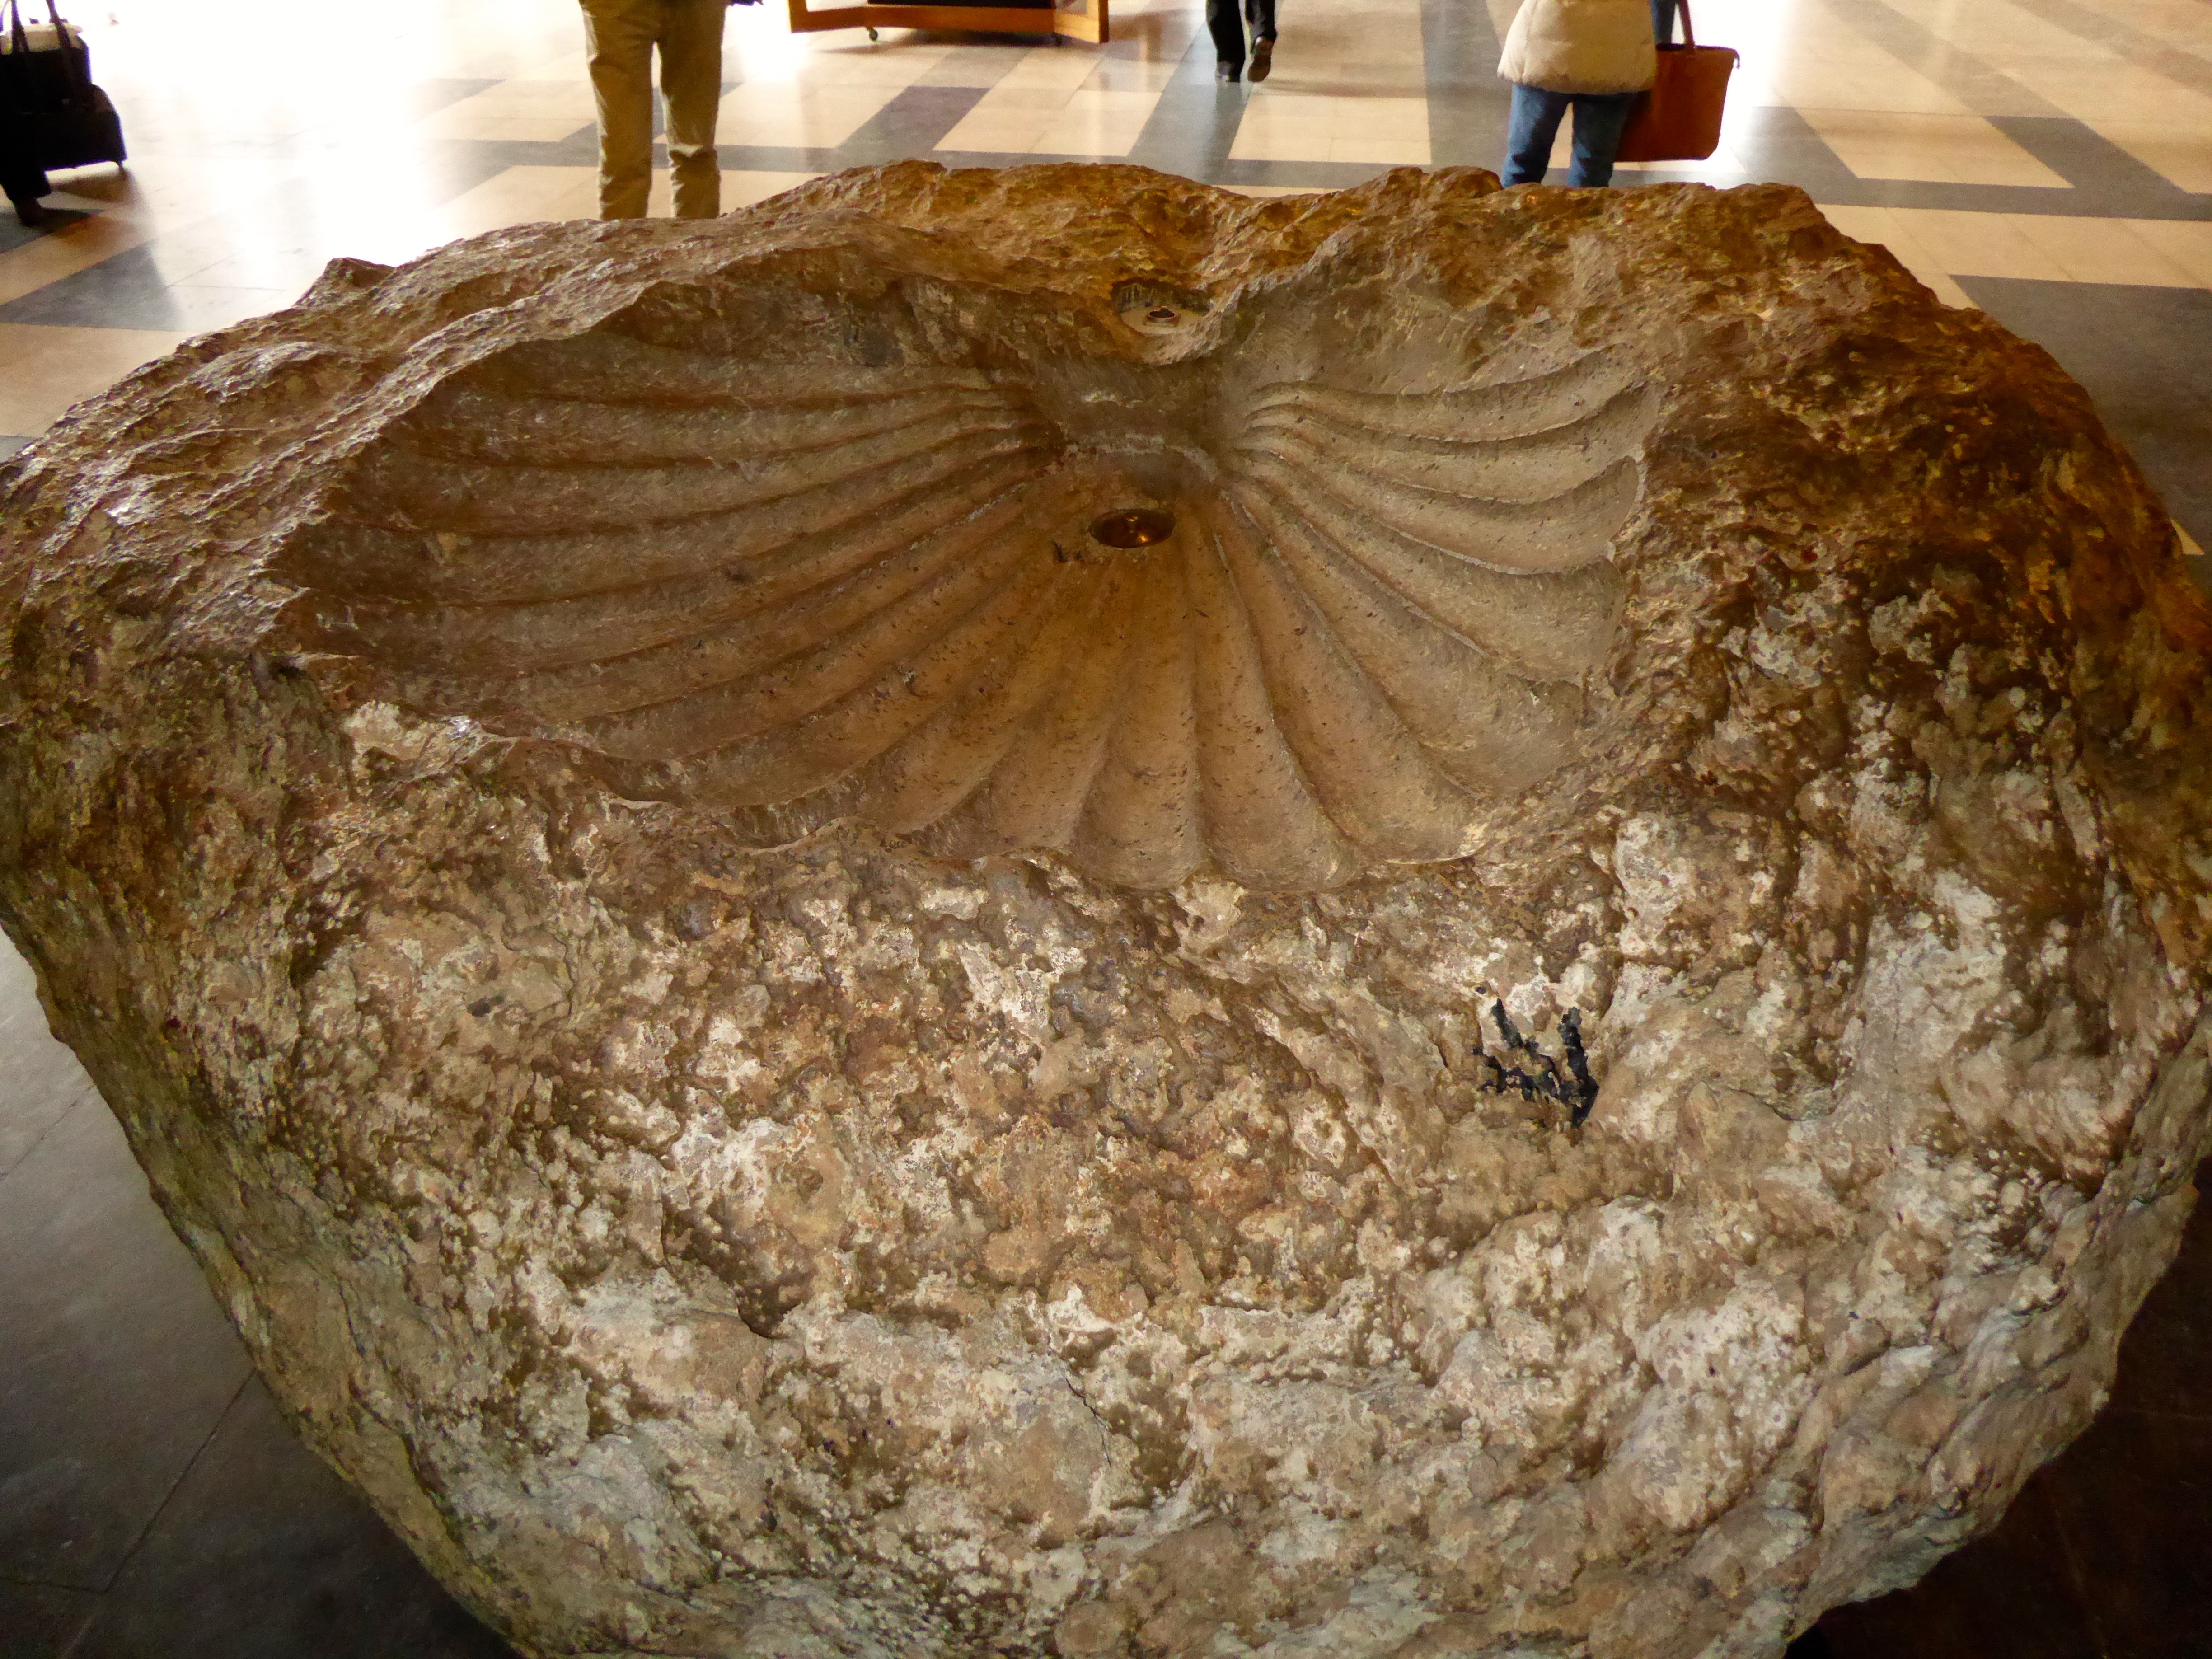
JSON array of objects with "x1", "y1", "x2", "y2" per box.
[
  {"x1": 1998, "y1": 62, "x2": 2212, "y2": 130},
  {"x1": 1917, "y1": 0, "x2": 2116, "y2": 60},
  {"x1": 994, "y1": 45, "x2": 1113, "y2": 95},
  {"x1": 936, "y1": 111, "x2": 1060, "y2": 153},
  {"x1": 2086, "y1": 122, "x2": 2212, "y2": 194},
  {"x1": 718, "y1": 85, "x2": 902, "y2": 149},
  {"x1": 4, "y1": 160, "x2": 313, "y2": 305},
  {"x1": 415, "y1": 79, "x2": 597, "y2": 143},
  {"x1": 1870, "y1": 207, "x2": 2074, "y2": 283},
  {"x1": 509, "y1": 46, "x2": 593, "y2": 81},
  {"x1": 936, "y1": 37, "x2": 1179, "y2": 155},
  {"x1": 1229, "y1": 94, "x2": 1430, "y2": 163},
  {"x1": 781, "y1": 44, "x2": 956, "y2": 88},
  {"x1": 1330, "y1": 134, "x2": 1431, "y2": 164},
  {"x1": 2125, "y1": 219, "x2": 2212, "y2": 289},
  {"x1": 2003, "y1": 213, "x2": 2201, "y2": 287},
  {"x1": 1815, "y1": 204, "x2": 1978, "y2": 309},
  {"x1": 0, "y1": 323, "x2": 188, "y2": 432},
  {"x1": 723, "y1": 171, "x2": 822, "y2": 212},
  {"x1": 963, "y1": 86, "x2": 1091, "y2": 112},
  {"x1": 0, "y1": 213, "x2": 153, "y2": 308},
  {"x1": 415, "y1": 165, "x2": 822, "y2": 245},
  {"x1": 912, "y1": 46, "x2": 1025, "y2": 90},
  {"x1": 1029, "y1": 90, "x2": 1165, "y2": 157},
  {"x1": 37, "y1": 156, "x2": 303, "y2": 235},
  {"x1": 1086, "y1": 57, "x2": 1186, "y2": 94},
  {"x1": 1926, "y1": 0, "x2": 2212, "y2": 129},
  {"x1": 1236, "y1": 0, "x2": 1426, "y2": 98},
  {"x1": 1821, "y1": 206, "x2": 2212, "y2": 294},
  {"x1": 1799, "y1": 109, "x2": 2070, "y2": 188},
  {"x1": 422, "y1": 166, "x2": 601, "y2": 241},
  {"x1": 2095, "y1": 0, "x2": 2212, "y2": 59},
  {"x1": 1728, "y1": 0, "x2": 1975, "y2": 116}
]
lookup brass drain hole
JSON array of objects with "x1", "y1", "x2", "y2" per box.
[{"x1": 1088, "y1": 508, "x2": 1178, "y2": 549}]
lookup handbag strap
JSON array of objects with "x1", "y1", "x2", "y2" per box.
[
  {"x1": 4, "y1": 0, "x2": 30, "y2": 62},
  {"x1": 42, "y1": 0, "x2": 88, "y2": 92},
  {"x1": 1678, "y1": 0, "x2": 1697, "y2": 49}
]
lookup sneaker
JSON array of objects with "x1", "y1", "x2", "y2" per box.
[
  {"x1": 1214, "y1": 60, "x2": 1241, "y2": 82},
  {"x1": 1249, "y1": 38, "x2": 1274, "y2": 81}
]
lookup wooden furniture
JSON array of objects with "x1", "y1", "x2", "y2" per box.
[{"x1": 785, "y1": 0, "x2": 1108, "y2": 46}]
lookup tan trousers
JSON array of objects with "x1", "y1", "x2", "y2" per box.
[{"x1": 580, "y1": 0, "x2": 728, "y2": 220}]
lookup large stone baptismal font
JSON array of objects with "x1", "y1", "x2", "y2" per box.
[{"x1": 2, "y1": 163, "x2": 2210, "y2": 1659}]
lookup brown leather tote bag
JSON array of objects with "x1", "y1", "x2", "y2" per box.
[{"x1": 1615, "y1": 0, "x2": 1738, "y2": 163}]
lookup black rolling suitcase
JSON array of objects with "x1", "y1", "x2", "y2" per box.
[{"x1": 0, "y1": 0, "x2": 126, "y2": 225}]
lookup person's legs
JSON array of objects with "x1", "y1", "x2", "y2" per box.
[
  {"x1": 1206, "y1": 0, "x2": 1247, "y2": 79},
  {"x1": 1565, "y1": 91, "x2": 1635, "y2": 187},
  {"x1": 660, "y1": 0, "x2": 727, "y2": 219},
  {"x1": 581, "y1": 0, "x2": 656, "y2": 219},
  {"x1": 0, "y1": 112, "x2": 49, "y2": 225},
  {"x1": 1502, "y1": 84, "x2": 1570, "y2": 185},
  {"x1": 1245, "y1": 0, "x2": 1275, "y2": 79},
  {"x1": 1651, "y1": 0, "x2": 1676, "y2": 44},
  {"x1": 1, "y1": 158, "x2": 49, "y2": 225}
]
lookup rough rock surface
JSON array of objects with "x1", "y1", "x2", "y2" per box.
[{"x1": 3, "y1": 162, "x2": 2211, "y2": 1659}]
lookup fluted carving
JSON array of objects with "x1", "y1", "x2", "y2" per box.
[{"x1": 286, "y1": 322, "x2": 1653, "y2": 889}]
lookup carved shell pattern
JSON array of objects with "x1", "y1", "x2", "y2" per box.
[{"x1": 289, "y1": 323, "x2": 1655, "y2": 890}]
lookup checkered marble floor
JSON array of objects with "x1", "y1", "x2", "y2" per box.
[
  {"x1": 3, "y1": 0, "x2": 2208, "y2": 562},
  {"x1": 2, "y1": 5, "x2": 2212, "y2": 1656}
]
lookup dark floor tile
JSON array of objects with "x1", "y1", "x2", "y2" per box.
[
  {"x1": 0, "y1": 208, "x2": 95, "y2": 256},
  {"x1": 0, "y1": 940, "x2": 99, "y2": 1181},
  {"x1": 714, "y1": 142, "x2": 820, "y2": 175},
  {"x1": 1414, "y1": 0, "x2": 1513, "y2": 178},
  {"x1": 1814, "y1": 1161, "x2": 2212, "y2": 1659},
  {"x1": 2037, "y1": 1407, "x2": 2212, "y2": 1659},
  {"x1": 1991, "y1": 115, "x2": 2200, "y2": 214},
  {"x1": 2001, "y1": 0, "x2": 2212, "y2": 105},
  {"x1": 1127, "y1": 112, "x2": 1247, "y2": 177},
  {"x1": 0, "y1": 1096, "x2": 252, "y2": 1589},
  {"x1": 2105, "y1": 1162, "x2": 2212, "y2": 1418},
  {"x1": 0, "y1": 1578, "x2": 98, "y2": 1659},
  {"x1": 69, "y1": 1378, "x2": 517, "y2": 1659},
  {"x1": 1714, "y1": 103, "x2": 1862, "y2": 198},
  {"x1": 1958, "y1": 276, "x2": 2212, "y2": 562},
  {"x1": 1813, "y1": 1477, "x2": 2098, "y2": 1659},
  {"x1": 0, "y1": 244, "x2": 193, "y2": 330},
  {"x1": 1821, "y1": 0, "x2": 2067, "y2": 122},
  {"x1": 830, "y1": 85, "x2": 992, "y2": 165}
]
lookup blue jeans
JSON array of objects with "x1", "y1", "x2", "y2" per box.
[
  {"x1": 1502, "y1": 85, "x2": 1637, "y2": 187},
  {"x1": 1653, "y1": 0, "x2": 1676, "y2": 43}
]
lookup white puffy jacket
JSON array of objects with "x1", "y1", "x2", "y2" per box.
[{"x1": 1498, "y1": 0, "x2": 1656, "y2": 94}]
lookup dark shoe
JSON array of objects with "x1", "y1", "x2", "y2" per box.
[
  {"x1": 1215, "y1": 60, "x2": 1241, "y2": 82},
  {"x1": 1249, "y1": 38, "x2": 1274, "y2": 81},
  {"x1": 8, "y1": 195, "x2": 46, "y2": 228}
]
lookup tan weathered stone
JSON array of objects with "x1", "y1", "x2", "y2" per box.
[{"x1": 2, "y1": 161, "x2": 2210, "y2": 1659}]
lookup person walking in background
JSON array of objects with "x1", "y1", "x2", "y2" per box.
[
  {"x1": 1210, "y1": 0, "x2": 1277, "y2": 83},
  {"x1": 1497, "y1": 0, "x2": 1657, "y2": 187},
  {"x1": 579, "y1": 0, "x2": 745, "y2": 220}
]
